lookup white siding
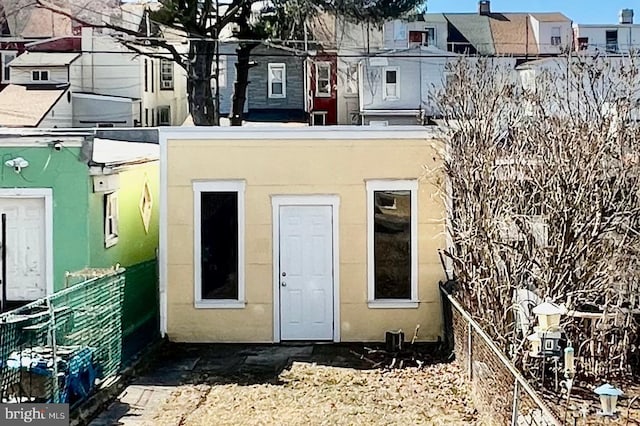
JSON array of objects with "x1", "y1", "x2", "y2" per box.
[
  {"x1": 38, "y1": 91, "x2": 72, "y2": 128},
  {"x1": 574, "y1": 25, "x2": 640, "y2": 53},
  {"x1": 10, "y1": 66, "x2": 69, "y2": 86},
  {"x1": 532, "y1": 19, "x2": 573, "y2": 54}
]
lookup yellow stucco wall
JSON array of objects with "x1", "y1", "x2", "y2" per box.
[{"x1": 165, "y1": 136, "x2": 446, "y2": 342}]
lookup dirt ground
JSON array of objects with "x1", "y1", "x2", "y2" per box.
[
  {"x1": 151, "y1": 362, "x2": 480, "y2": 426},
  {"x1": 90, "y1": 344, "x2": 484, "y2": 426}
]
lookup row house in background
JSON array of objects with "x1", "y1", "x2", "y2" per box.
[
  {"x1": 358, "y1": 1, "x2": 571, "y2": 125},
  {"x1": 215, "y1": 43, "x2": 307, "y2": 123},
  {"x1": 0, "y1": 26, "x2": 188, "y2": 128},
  {"x1": 574, "y1": 9, "x2": 640, "y2": 53},
  {"x1": 0, "y1": 0, "x2": 124, "y2": 91}
]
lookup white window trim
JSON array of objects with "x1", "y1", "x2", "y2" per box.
[
  {"x1": 311, "y1": 111, "x2": 327, "y2": 126},
  {"x1": 160, "y1": 59, "x2": 174, "y2": 90},
  {"x1": 2, "y1": 50, "x2": 17, "y2": 84},
  {"x1": 315, "y1": 62, "x2": 332, "y2": 98},
  {"x1": 104, "y1": 192, "x2": 119, "y2": 248},
  {"x1": 268, "y1": 63, "x2": 286, "y2": 99},
  {"x1": 424, "y1": 27, "x2": 437, "y2": 46},
  {"x1": 366, "y1": 179, "x2": 418, "y2": 308},
  {"x1": 158, "y1": 105, "x2": 171, "y2": 126},
  {"x1": 31, "y1": 70, "x2": 50, "y2": 82},
  {"x1": 193, "y1": 180, "x2": 246, "y2": 309},
  {"x1": 383, "y1": 66, "x2": 400, "y2": 100}
]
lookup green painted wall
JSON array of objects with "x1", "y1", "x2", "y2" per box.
[
  {"x1": 0, "y1": 146, "x2": 91, "y2": 291},
  {"x1": 88, "y1": 161, "x2": 159, "y2": 268}
]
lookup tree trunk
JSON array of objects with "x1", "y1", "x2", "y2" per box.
[
  {"x1": 187, "y1": 39, "x2": 217, "y2": 126},
  {"x1": 230, "y1": 42, "x2": 258, "y2": 126}
]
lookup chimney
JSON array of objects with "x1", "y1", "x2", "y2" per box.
[
  {"x1": 479, "y1": 1, "x2": 491, "y2": 15},
  {"x1": 619, "y1": 9, "x2": 634, "y2": 24}
]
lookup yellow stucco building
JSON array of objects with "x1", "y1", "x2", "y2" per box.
[{"x1": 160, "y1": 126, "x2": 446, "y2": 343}]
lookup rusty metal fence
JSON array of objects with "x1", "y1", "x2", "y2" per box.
[{"x1": 441, "y1": 284, "x2": 561, "y2": 426}]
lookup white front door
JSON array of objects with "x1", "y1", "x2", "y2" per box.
[
  {"x1": 279, "y1": 205, "x2": 334, "y2": 340},
  {"x1": 0, "y1": 197, "x2": 47, "y2": 301}
]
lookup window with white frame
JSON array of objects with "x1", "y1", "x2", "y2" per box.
[
  {"x1": 367, "y1": 180, "x2": 418, "y2": 307},
  {"x1": 311, "y1": 111, "x2": 327, "y2": 125},
  {"x1": 268, "y1": 63, "x2": 286, "y2": 98},
  {"x1": 316, "y1": 62, "x2": 331, "y2": 97},
  {"x1": 2, "y1": 51, "x2": 16, "y2": 83},
  {"x1": 104, "y1": 192, "x2": 119, "y2": 248},
  {"x1": 158, "y1": 105, "x2": 171, "y2": 125},
  {"x1": 345, "y1": 62, "x2": 359, "y2": 95},
  {"x1": 31, "y1": 70, "x2": 49, "y2": 82},
  {"x1": 383, "y1": 67, "x2": 399, "y2": 99},
  {"x1": 409, "y1": 28, "x2": 436, "y2": 46},
  {"x1": 193, "y1": 181, "x2": 245, "y2": 307},
  {"x1": 550, "y1": 27, "x2": 561, "y2": 46},
  {"x1": 160, "y1": 59, "x2": 174, "y2": 89}
]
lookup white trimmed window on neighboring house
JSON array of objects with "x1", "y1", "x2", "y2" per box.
[
  {"x1": 158, "y1": 105, "x2": 171, "y2": 126},
  {"x1": 383, "y1": 67, "x2": 399, "y2": 100},
  {"x1": 160, "y1": 59, "x2": 174, "y2": 90},
  {"x1": 311, "y1": 111, "x2": 327, "y2": 126},
  {"x1": 2, "y1": 51, "x2": 16, "y2": 83},
  {"x1": 315, "y1": 62, "x2": 331, "y2": 97},
  {"x1": 366, "y1": 180, "x2": 419, "y2": 308},
  {"x1": 193, "y1": 180, "x2": 246, "y2": 308},
  {"x1": 31, "y1": 70, "x2": 49, "y2": 82},
  {"x1": 551, "y1": 27, "x2": 561, "y2": 46},
  {"x1": 268, "y1": 63, "x2": 286, "y2": 99},
  {"x1": 345, "y1": 62, "x2": 359, "y2": 96},
  {"x1": 104, "y1": 192, "x2": 119, "y2": 248}
]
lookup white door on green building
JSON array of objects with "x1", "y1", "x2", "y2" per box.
[
  {"x1": 0, "y1": 197, "x2": 47, "y2": 301},
  {"x1": 279, "y1": 205, "x2": 334, "y2": 340}
]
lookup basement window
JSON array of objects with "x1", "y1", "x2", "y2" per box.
[
  {"x1": 194, "y1": 181, "x2": 245, "y2": 308},
  {"x1": 366, "y1": 180, "x2": 418, "y2": 308},
  {"x1": 104, "y1": 192, "x2": 119, "y2": 248}
]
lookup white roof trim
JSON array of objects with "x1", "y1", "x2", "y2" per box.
[
  {"x1": 159, "y1": 125, "x2": 443, "y2": 141},
  {"x1": 361, "y1": 109, "x2": 422, "y2": 116}
]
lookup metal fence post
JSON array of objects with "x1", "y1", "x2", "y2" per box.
[
  {"x1": 511, "y1": 379, "x2": 519, "y2": 426},
  {"x1": 468, "y1": 321, "x2": 473, "y2": 380}
]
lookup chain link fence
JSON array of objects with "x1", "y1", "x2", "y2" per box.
[
  {"x1": 441, "y1": 283, "x2": 561, "y2": 426},
  {"x1": 0, "y1": 269, "x2": 125, "y2": 408}
]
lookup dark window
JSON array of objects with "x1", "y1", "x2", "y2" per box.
[
  {"x1": 158, "y1": 106, "x2": 170, "y2": 125},
  {"x1": 151, "y1": 60, "x2": 155, "y2": 92},
  {"x1": 200, "y1": 192, "x2": 239, "y2": 300},
  {"x1": 144, "y1": 108, "x2": 149, "y2": 126},
  {"x1": 144, "y1": 59, "x2": 148, "y2": 92},
  {"x1": 606, "y1": 30, "x2": 618, "y2": 52},
  {"x1": 578, "y1": 37, "x2": 589, "y2": 50},
  {"x1": 373, "y1": 190, "x2": 411, "y2": 299},
  {"x1": 386, "y1": 70, "x2": 397, "y2": 84}
]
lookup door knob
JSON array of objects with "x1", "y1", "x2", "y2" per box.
[{"x1": 281, "y1": 282, "x2": 287, "y2": 287}]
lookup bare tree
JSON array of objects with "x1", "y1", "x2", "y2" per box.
[{"x1": 432, "y1": 54, "x2": 640, "y2": 381}]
